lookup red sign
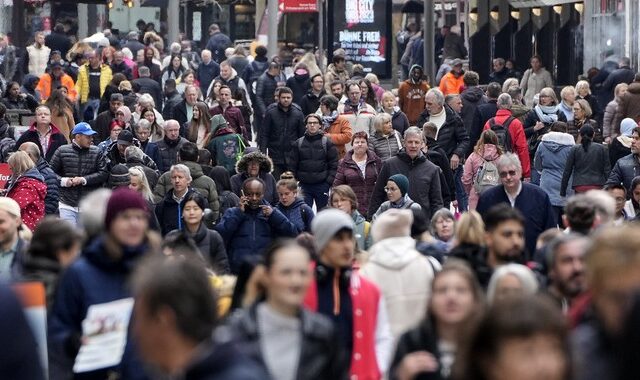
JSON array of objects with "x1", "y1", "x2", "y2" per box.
[
  {"x1": 279, "y1": 0, "x2": 317, "y2": 13},
  {"x1": 0, "y1": 164, "x2": 12, "y2": 190}
]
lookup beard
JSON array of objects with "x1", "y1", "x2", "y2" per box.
[{"x1": 495, "y1": 250, "x2": 524, "y2": 264}]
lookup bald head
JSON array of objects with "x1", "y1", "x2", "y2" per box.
[{"x1": 19, "y1": 142, "x2": 41, "y2": 163}]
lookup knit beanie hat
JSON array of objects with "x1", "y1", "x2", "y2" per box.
[
  {"x1": 108, "y1": 164, "x2": 131, "y2": 189},
  {"x1": 620, "y1": 118, "x2": 638, "y2": 137},
  {"x1": 389, "y1": 174, "x2": 409, "y2": 196},
  {"x1": 0, "y1": 197, "x2": 20, "y2": 219},
  {"x1": 311, "y1": 209, "x2": 354, "y2": 253},
  {"x1": 104, "y1": 188, "x2": 148, "y2": 229},
  {"x1": 371, "y1": 209, "x2": 414, "y2": 243}
]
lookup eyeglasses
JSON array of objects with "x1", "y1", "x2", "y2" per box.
[
  {"x1": 499, "y1": 170, "x2": 517, "y2": 178},
  {"x1": 384, "y1": 187, "x2": 399, "y2": 193}
]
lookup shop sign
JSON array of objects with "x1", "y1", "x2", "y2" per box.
[{"x1": 279, "y1": 0, "x2": 317, "y2": 13}]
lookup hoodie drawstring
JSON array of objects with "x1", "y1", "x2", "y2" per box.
[{"x1": 333, "y1": 269, "x2": 340, "y2": 315}]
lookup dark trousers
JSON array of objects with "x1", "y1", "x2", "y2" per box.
[{"x1": 301, "y1": 182, "x2": 330, "y2": 211}]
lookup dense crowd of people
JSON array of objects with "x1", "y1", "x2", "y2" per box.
[{"x1": 2, "y1": 21, "x2": 640, "y2": 380}]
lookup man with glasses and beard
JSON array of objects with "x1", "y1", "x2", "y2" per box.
[
  {"x1": 476, "y1": 152, "x2": 556, "y2": 259},
  {"x1": 544, "y1": 234, "x2": 589, "y2": 314}
]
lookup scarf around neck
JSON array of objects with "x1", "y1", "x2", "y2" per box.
[
  {"x1": 322, "y1": 110, "x2": 339, "y2": 131},
  {"x1": 534, "y1": 104, "x2": 559, "y2": 124}
]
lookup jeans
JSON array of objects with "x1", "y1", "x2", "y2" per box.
[
  {"x1": 454, "y1": 166, "x2": 468, "y2": 212},
  {"x1": 59, "y1": 206, "x2": 79, "y2": 227},
  {"x1": 301, "y1": 182, "x2": 330, "y2": 211}
]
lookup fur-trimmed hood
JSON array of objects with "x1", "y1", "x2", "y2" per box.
[{"x1": 235, "y1": 150, "x2": 274, "y2": 174}]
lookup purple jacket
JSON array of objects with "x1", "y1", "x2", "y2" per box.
[{"x1": 333, "y1": 149, "x2": 382, "y2": 217}]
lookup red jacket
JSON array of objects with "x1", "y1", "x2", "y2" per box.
[
  {"x1": 7, "y1": 169, "x2": 47, "y2": 230},
  {"x1": 304, "y1": 264, "x2": 391, "y2": 380},
  {"x1": 483, "y1": 109, "x2": 531, "y2": 178}
]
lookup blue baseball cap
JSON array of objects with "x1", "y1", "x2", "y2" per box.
[{"x1": 72, "y1": 122, "x2": 97, "y2": 136}]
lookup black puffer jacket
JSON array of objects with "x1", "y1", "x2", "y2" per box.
[
  {"x1": 226, "y1": 302, "x2": 348, "y2": 380},
  {"x1": 291, "y1": 132, "x2": 339, "y2": 185},
  {"x1": 168, "y1": 223, "x2": 230, "y2": 274},
  {"x1": 155, "y1": 136, "x2": 188, "y2": 173},
  {"x1": 36, "y1": 157, "x2": 59, "y2": 215},
  {"x1": 460, "y1": 86, "x2": 486, "y2": 133},
  {"x1": 49, "y1": 143, "x2": 109, "y2": 207},
  {"x1": 258, "y1": 104, "x2": 305, "y2": 166},
  {"x1": 299, "y1": 90, "x2": 325, "y2": 116},
  {"x1": 286, "y1": 71, "x2": 311, "y2": 105},
  {"x1": 368, "y1": 150, "x2": 444, "y2": 220},
  {"x1": 606, "y1": 153, "x2": 640, "y2": 192},
  {"x1": 155, "y1": 188, "x2": 195, "y2": 236},
  {"x1": 416, "y1": 104, "x2": 469, "y2": 159},
  {"x1": 254, "y1": 71, "x2": 279, "y2": 117}
]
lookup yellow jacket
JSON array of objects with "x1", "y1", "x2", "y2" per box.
[{"x1": 75, "y1": 63, "x2": 112, "y2": 104}]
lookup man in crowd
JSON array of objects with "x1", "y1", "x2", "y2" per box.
[
  {"x1": 329, "y1": 80, "x2": 346, "y2": 103},
  {"x1": 369, "y1": 127, "x2": 444, "y2": 220},
  {"x1": 36, "y1": 61, "x2": 77, "y2": 103},
  {"x1": 25, "y1": 31, "x2": 50, "y2": 77},
  {"x1": 299, "y1": 73, "x2": 326, "y2": 116},
  {"x1": 122, "y1": 31, "x2": 145, "y2": 58},
  {"x1": 153, "y1": 142, "x2": 220, "y2": 222},
  {"x1": 469, "y1": 82, "x2": 502, "y2": 152},
  {"x1": 459, "y1": 70, "x2": 486, "y2": 133},
  {"x1": 304, "y1": 209, "x2": 392, "y2": 380},
  {"x1": 50, "y1": 122, "x2": 109, "y2": 225},
  {"x1": 602, "y1": 56, "x2": 635, "y2": 105},
  {"x1": 210, "y1": 85, "x2": 247, "y2": 140},
  {"x1": 613, "y1": 73, "x2": 640, "y2": 130},
  {"x1": 92, "y1": 93, "x2": 124, "y2": 144},
  {"x1": 15, "y1": 105, "x2": 67, "y2": 162},
  {"x1": 215, "y1": 177, "x2": 297, "y2": 273},
  {"x1": 338, "y1": 81, "x2": 377, "y2": 136},
  {"x1": 259, "y1": 87, "x2": 305, "y2": 179},
  {"x1": 45, "y1": 23, "x2": 72, "y2": 58},
  {"x1": 209, "y1": 61, "x2": 250, "y2": 104},
  {"x1": 110, "y1": 50, "x2": 133, "y2": 80},
  {"x1": 132, "y1": 256, "x2": 267, "y2": 379},
  {"x1": 170, "y1": 84, "x2": 199, "y2": 129},
  {"x1": 133, "y1": 66, "x2": 163, "y2": 110},
  {"x1": 197, "y1": 49, "x2": 220, "y2": 96},
  {"x1": 489, "y1": 58, "x2": 514, "y2": 85},
  {"x1": 0, "y1": 33, "x2": 17, "y2": 83},
  {"x1": 476, "y1": 153, "x2": 556, "y2": 258},
  {"x1": 156, "y1": 120, "x2": 189, "y2": 173},
  {"x1": 398, "y1": 64, "x2": 429, "y2": 126},
  {"x1": 545, "y1": 234, "x2": 589, "y2": 314},
  {"x1": 205, "y1": 23, "x2": 232, "y2": 63},
  {"x1": 255, "y1": 61, "x2": 281, "y2": 125},
  {"x1": 324, "y1": 54, "x2": 350, "y2": 94},
  {"x1": 439, "y1": 58, "x2": 465, "y2": 96},
  {"x1": 76, "y1": 49, "x2": 112, "y2": 121},
  {"x1": 0, "y1": 198, "x2": 27, "y2": 282}
]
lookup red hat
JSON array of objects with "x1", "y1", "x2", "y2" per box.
[{"x1": 104, "y1": 188, "x2": 148, "y2": 229}]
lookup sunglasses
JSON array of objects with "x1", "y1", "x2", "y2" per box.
[{"x1": 499, "y1": 170, "x2": 517, "y2": 178}]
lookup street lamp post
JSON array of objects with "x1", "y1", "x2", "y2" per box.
[{"x1": 424, "y1": 0, "x2": 435, "y2": 86}]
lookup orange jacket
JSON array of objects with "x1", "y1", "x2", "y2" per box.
[
  {"x1": 439, "y1": 72, "x2": 464, "y2": 96},
  {"x1": 326, "y1": 116, "x2": 353, "y2": 159},
  {"x1": 36, "y1": 73, "x2": 77, "y2": 102}
]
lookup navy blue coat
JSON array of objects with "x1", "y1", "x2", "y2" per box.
[
  {"x1": 215, "y1": 200, "x2": 298, "y2": 273},
  {"x1": 275, "y1": 198, "x2": 314, "y2": 234},
  {"x1": 36, "y1": 157, "x2": 59, "y2": 215},
  {"x1": 476, "y1": 182, "x2": 557, "y2": 258},
  {"x1": 48, "y1": 235, "x2": 152, "y2": 380}
]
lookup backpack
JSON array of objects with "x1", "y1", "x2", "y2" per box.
[
  {"x1": 473, "y1": 156, "x2": 500, "y2": 194},
  {"x1": 489, "y1": 116, "x2": 514, "y2": 152},
  {"x1": 298, "y1": 135, "x2": 328, "y2": 154}
]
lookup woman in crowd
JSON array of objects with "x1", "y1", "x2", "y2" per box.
[
  {"x1": 369, "y1": 113, "x2": 404, "y2": 161},
  {"x1": 561, "y1": 125, "x2": 610, "y2": 197},
  {"x1": 275, "y1": 172, "x2": 314, "y2": 234},
  {"x1": 5, "y1": 151, "x2": 47, "y2": 230},
  {"x1": 227, "y1": 239, "x2": 347, "y2": 379},
  {"x1": 380, "y1": 91, "x2": 410, "y2": 135},
  {"x1": 431, "y1": 208, "x2": 456, "y2": 252},
  {"x1": 176, "y1": 69, "x2": 198, "y2": 94},
  {"x1": 558, "y1": 86, "x2": 575, "y2": 122},
  {"x1": 319, "y1": 95, "x2": 353, "y2": 159},
  {"x1": 97, "y1": 120, "x2": 124, "y2": 154},
  {"x1": 21, "y1": 217, "x2": 82, "y2": 310},
  {"x1": 116, "y1": 105, "x2": 133, "y2": 130},
  {"x1": 209, "y1": 165, "x2": 240, "y2": 216},
  {"x1": 524, "y1": 87, "x2": 567, "y2": 139},
  {"x1": 534, "y1": 121, "x2": 575, "y2": 224},
  {"x1": 333, "y1": 131, "x2": 382, "y2": 218},
  {"x1": 449, "y1": 211, "x2": 486, "y2": 280},
  {"x1": 44, "y1": 88, "x2": 75, "y2": 142},
  {"x1": 2, "y1": 81, "x2": 38, "y2": 111},
  {"x1": 360, "y1": 78, "x2": 379, "y2": 110},
  {"x1": 186, "y1": 101, "x2": 212, "y2": 149},
  {"x1": 231, "y1": 150, "x2": 279, "y2": 205},
  {"x1": 520, "y1": 55, "x2": 553, "y2": 107},
  {"x1": 462, "y1": 129, "x2": 503, "y2": 210},
  {"x1": 575, "y1": 80, "x2": 602, "y2": 124},
  {"x1": 486, "y1": 264, "x2": 539, "y2": 305},
  {"x1": 161, "y1": 53, "x2": 187, "y2": 89},
  {"x1": 205, "y1": 79, "x2": 224, "y2": 108},
  {"x1": 609, "y1": 118, "x2": 636, "y2": 167},
  {"x1": 168, "y1": 192, "x2": 229, "y2": 274},
  {"x1": 132, "y1": 94, "x2": 165, "y2": 128},
  {"x1": 128, "y1": 166, "x2": 155, "y2": 205},
  {"x1": 455, "y1": 296, "x2": 570, "y2": 380},
  {"x1": 134, "y1": 119, "x2": 161, "y2": 166},
  {"x1": 567, "y1": 99, "x2": 600, "y2": 143},
  {"x1": 330, "y1": 184, "x2": 372, "y2": 251},
  {"x1": 390, "y1": 260, "x2": 484, "y2": 380},
  {"x1": 373, "y1": 174, "x2": 422, "y2": 220},
  {"x1": 603, "y1": 83, "x2": 627, "y2": 143},
  {"x1": 623, "y1": 176, "x2": 640, "y2": 219},
  {"x1": 101, "y1": 46, "x2": 116, "y2": 65},
  {"x1": 139, "y1": 105, "x2": 164, "y2": 142}
]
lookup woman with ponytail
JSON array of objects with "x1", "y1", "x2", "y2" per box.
[{"x1": 560, "y1": 125, "x2": 610, "y2": 197}]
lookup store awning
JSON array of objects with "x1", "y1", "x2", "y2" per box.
[{"x1": 508, "y1": 0, "x2": 579, "y2": 7}]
